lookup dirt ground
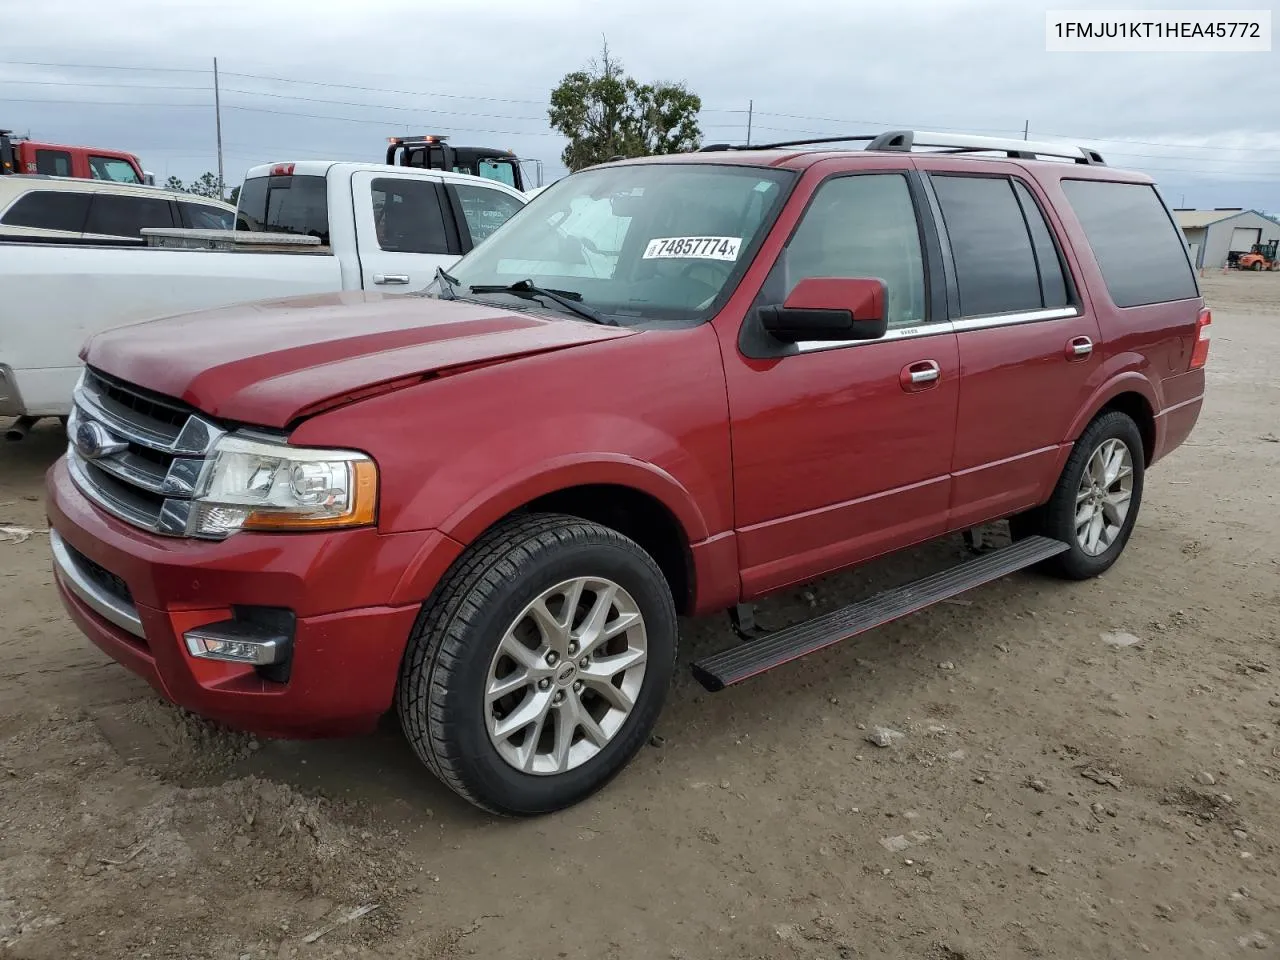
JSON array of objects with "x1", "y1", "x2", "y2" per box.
[{"x1": 2, "y1": 272, "x2": 1278, "y2": 960}]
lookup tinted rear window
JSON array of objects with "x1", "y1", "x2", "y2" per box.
[
  {"x1": 932, "y1": 174, "x2": 1043, "y2": 316},
  {"x1": 236, "y1": 174, "x2": 330, "y2": 245},
  {"x1": 1, "y1": 190, "x2": 90, "y2": 232},
  {"x1": 179, "y1": 201, "x2": 234, "y2": 230},
  {"x1": 35, "y1": 149, "x2": 71, "y2": 177},
  {"x1": 1061, "y1": 180, "x2": 1197, "y2": 308},
  {"x1": 84, "y1": 194, "x2": 175, "y2": 237}
]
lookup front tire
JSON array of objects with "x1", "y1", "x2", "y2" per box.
[
  {"x1": 396, "y1": 513, "x2": 677, "y2": 816},
  {"x1": 1015, "y1": 412, "x2": 1145, "y2": 580}
]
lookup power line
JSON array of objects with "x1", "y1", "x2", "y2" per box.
[
  {"x1": 0, "y1": 77, "x2": 212, "y2": 91},
  {"x1": 0, "y1": 59, "x2": 209, "y2": 73}
]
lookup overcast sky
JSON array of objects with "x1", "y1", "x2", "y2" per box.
[{"x1": 2, "y1": 0, "x2": 1276, "y2": 211}]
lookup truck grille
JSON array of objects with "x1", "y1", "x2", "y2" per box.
[{"x1": 66, "y1": 368, "x2": 225, "y2": 537}]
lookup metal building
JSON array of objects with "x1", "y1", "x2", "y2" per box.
[{"x1": 1173, "y1": 208, "x2": 1280, "y2": 270}]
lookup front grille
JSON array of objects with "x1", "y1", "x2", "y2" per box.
[
  {"x1": 63, "y1": 540, "x2": 133, "y2": 607},
  {"x1": 66, "y1": 368, "x2": 225, "y2": 537}
]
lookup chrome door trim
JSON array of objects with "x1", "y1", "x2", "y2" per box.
[{"x1": 950, "y1": 307, "x2": 1079, "y2": 333}]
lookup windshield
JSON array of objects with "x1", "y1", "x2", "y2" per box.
[
  {"x1": 442, "y1": 163, "x2": 794, "y2": 324},
  {"x1": 473, "y1": 158, "x2": 518, "y2": 188},
  {"x1": 89, "y1": 156, "x2": 142, "y2": 184}
]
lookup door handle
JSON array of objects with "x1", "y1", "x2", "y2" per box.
[
  {"x1": 900, "y1": 360, "x2": 940, "y2": 391},
  {"x1": 373, "y1": 274, "x2": 411, "y2": 285},
  {"x1": 1066, "y1": 336, "x2": 1093, "y2": 360}
]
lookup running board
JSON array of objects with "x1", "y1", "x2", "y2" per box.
[{"x1": 691, "y1": 535, "x2": 1069, "y2": 692}]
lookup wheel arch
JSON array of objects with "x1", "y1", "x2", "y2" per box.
[
  {"x1": 394, "y1": 457, "x2": 707, "y2": 614},
  {"x1": 1068, "y1": 373, "x2": 1158, "y2": 465}
]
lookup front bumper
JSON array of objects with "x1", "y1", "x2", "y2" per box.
[{"x1": 46, "y1": 456, "x2": 432, "y2": 737}]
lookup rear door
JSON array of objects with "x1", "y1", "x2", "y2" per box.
[
  {"x1": 918, "y1": 160, "x2": 1102, "y2": 529},
  {"x1": 82, "y1": 192, "x2": 176, "y2": 241},
  {"x1": 351, "y1": 171, "x2": 459, "y2": 292}
]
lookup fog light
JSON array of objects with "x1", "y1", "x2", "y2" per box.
[{"x1": 184, "y1": 620, "x2": 290, "y2": 665}]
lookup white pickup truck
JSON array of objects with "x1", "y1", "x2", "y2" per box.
[{"x1": 0, "y1": 161, "x2": 527, "y2": 433}]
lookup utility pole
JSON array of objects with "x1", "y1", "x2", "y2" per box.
[
  {"x1": 1023, "y1": 120, "x2": 1029, "y2": 140},
  {"x1": 746, "y1": 100, "x2": 753, "y2": 146},
  {"x1": 213, "y1": 57, "x2": 224, "y2": 198}
]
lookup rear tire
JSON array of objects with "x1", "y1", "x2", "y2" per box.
[
  {"x1": 1013, "y1": 412, "x2": 1145, "y2": 580},
  {"x1": 396, "y1": 513, "x2": 677, "y2": 816},
  {"x1": 1252, "y1": 261, "x2": 1264, "y2": 271}
]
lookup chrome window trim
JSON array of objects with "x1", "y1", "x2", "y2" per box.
[
  {"x1": 796, "y1": 320, "x2": 954, "y2": 353},
  {"x1": 791, "y1": 305, "x2": 1078, "y2": 354},
  {"x1": 49, "y1": 530, "x2": 145, "y2": 639},
  {"x1": 950, "y1": 306, "x2": 1079, "y2": 332}
]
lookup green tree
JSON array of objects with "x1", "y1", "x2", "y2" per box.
[
  {"x1": 164, "y1": 175, "x2": 185, "y2": 192},
  {"x1": 548, "y1": 39, "x2": 701, "y2": 172},
  {"x1": 187, "y1": 171, "x2": 225, "y2": 199},
  {"x1": 228, "y1": 184, "x2": 240, "y2": 206}
]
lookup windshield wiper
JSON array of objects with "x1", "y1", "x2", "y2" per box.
[
  {"x1": 435, "y1": 265, "x2": 460, "y2": 300},
  {"x1": 469, "y1": 279, "x2": 617, "y2": 326}
]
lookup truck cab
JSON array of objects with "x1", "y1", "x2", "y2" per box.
[
  {"x1": 386, "y1": 134, "x2": 526, "y2": 192},
  {"x1": 0, "y1": 130, "x2": 146, "y2": 184}
]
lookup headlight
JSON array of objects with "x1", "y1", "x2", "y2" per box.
[{"x1": 193, "y1": 435, "x2": 377, "y2": 538}]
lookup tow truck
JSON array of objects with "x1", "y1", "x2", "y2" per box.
[
  {"x1": 1, "y1": 129, "x2": 151, "y2": 183},
  {"x1": 386, "y1": 134, "x2": 533, "y2": 192}
]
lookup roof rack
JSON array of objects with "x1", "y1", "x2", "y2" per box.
[{"x1": 699, "y1": 130, "x2": 1106, "y2": 166}]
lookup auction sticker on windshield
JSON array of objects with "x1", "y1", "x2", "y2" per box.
[{"x1": 642, "y1": 236, "x2": 742, "y2": 261}]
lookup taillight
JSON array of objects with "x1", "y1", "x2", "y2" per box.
[
  {"x1": 1190, "y1": 307, "x2": 1211, "y2": 369},
  {"x1": 270, "y1": 162, "x2": 295, "y2": 176}
]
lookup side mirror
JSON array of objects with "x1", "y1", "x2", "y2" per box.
[{"x1": 758, "y1": 277, "x2": 889, "y2": 344}]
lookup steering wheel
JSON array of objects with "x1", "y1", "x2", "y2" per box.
[{"x1": 678, "y1": 259, "x2": 733, "y2": 289}]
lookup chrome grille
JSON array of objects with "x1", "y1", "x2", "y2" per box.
[{"x1": 66, "y1": 368, "x2": 224, "y2": 537}]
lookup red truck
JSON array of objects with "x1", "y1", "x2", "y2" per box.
[
  {"x1": 46, "y1": 130, "x2": 1208, "y2": 815},
  {"x1": 1, "y1": 129, "x2": 147, "y2": 183}
]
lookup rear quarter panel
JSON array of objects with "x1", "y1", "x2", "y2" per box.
[{"x1": 1027, "y1": 166, "x2": 1205, "y2": 459}]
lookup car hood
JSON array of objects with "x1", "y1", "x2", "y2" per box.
[{"x1": 83, "y1": 291, "x2": 636, "y2": 427}]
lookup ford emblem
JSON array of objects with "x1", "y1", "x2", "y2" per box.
[{"x1": 74, "y1": 420, "x2": 128, "y2": 460}]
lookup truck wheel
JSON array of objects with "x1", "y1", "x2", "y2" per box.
[
  {"x1": 396, "y1": 513, "x2": 677, "y2": 816},
  {"x1": 1252, "y1": 260, "x2": 1264, "y2": 271},
  {"x1": 1013, "y1": 412, "x2": 1145, "y2": 581}
]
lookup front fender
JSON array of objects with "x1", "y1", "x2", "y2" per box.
[{"x1": 438, "y1": 450, "x2": 711, "y2": 544}]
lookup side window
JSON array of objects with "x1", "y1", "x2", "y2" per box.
[
  {"x1": 84, "y1": 194, "x2": 175, "y2": 237},
  {"x1": 371, "y1": 178, "x2": 448, "y2": 254},
  {"x1": 88, "y1": 156, "x2": 142, "y2": 183},
  {"x1": 179, "y1": 201, "x2": 233, "y2": 230},
  {"x1": 0, "y1": 191, "x2": 90, "y2": 232},
  {"x1": 1011, "y1": 180, "x2": 1070, "y2": 309},
  {"x1": 35, "y1": 150, "x2": 72, "y2": 177},
  {"x1": 782, "y1": 173, "x2": 926, "y2": 329},
  {"x1": 452, "y1": 183, "x2": 525, "y2": 246},
  {"x1": 932, "y1": 175, "x2": 1043, "y2": 317},
  {"x1": 1061, "y1": 180, "x2": 1198, "y2": 308}
]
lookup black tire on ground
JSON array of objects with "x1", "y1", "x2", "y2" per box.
[
  {"x1": 396, "y1": 513, "x2": 678, "y2": 816},
  {"x1": 1011, "y1": 411, "x2": 1145, "y2": 581},
  {"x1": 1252, "y1": 261, "x2": 1264, "y2": 271}
]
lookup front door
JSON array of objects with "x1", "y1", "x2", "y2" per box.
[
  {"x1": 720, "y1": 169, "x2": 959, "y2": 598},
  {"x1": 918, "y1": 163, "x2": 1103, "y2": 529},
  {"x1": 352, "y1": 171, "x2": 458, "y2": 293}
]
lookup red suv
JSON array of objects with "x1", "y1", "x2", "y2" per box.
[{"x1": 47, "y1": 130, "x2": 1208, "y2": 815}]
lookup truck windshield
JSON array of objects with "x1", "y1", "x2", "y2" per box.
[
  {"x1": 442, "y1": 163, "x2": 794, "y2": 324},
  {"x1": 473, "y1": 158, "x2": 517, "y2": 188},
  {"x1": 235, "y1": 174, "x2": 330, "y2": 245}
]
